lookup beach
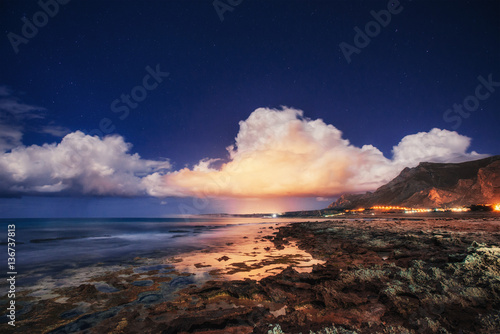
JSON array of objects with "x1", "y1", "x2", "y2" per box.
[{"x1": 1, "y1": 214, "x2": 500, "y2": 333}]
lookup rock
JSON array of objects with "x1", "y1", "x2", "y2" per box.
[{"x1": 329, "y1": 156, "x2": 500, "y2": 209}]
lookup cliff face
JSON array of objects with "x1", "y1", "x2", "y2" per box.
[{"x1": 328, "y1": 156, "x2": 500, "y2": 209}]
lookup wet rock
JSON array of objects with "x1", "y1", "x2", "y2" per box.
[{"x1": 131, "y1": 280, "x2": 154, "y2": 287}]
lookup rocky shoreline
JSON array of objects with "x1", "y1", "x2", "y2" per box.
[
  {"x1": 3, "y1": 216, "x2": 500, "y2": 333},
  {"x1": 148, "y1": 217, "x2": 500, "y2": 334}
]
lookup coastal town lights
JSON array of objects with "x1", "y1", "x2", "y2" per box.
[
  {"x1": 371, "y1": 206, "x2": 412, "y2": 211},
  {"x1": 450, "y1": 207, "x2": 469, "y2": 212},
  {"x1": 370, "y1": 205, "x2": 472, "y2": 213},
  {"x1": 345, "y1": 208, "x2": 365, "y2": 213}
]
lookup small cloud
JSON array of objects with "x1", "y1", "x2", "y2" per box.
[
  {"x1": 0, "y1": 85, "x2": 71, "y2": 152},
  {"x1": 160, "y1": 200, "x2": 168, "y2": 205},
  {"x1": 0, "y1": 97, "x2": 45, "y2": 117},
  {"x1": 0, "y1": 86, "x2": 48, "y2": 152},
  {"x1": 0, "y1": 123, "x2": 23, "y2": 152},
  {"x1": 32, "y1": 181, "x2": 67, "y2": 193},
  {"x1": 316, "y1": 197, "x2": 331, "y2": 202},
  {"x1": 40, "y1": 125, "x2": 71, "y2": 137},
  {"x1": 193, "y1": 158, "x2": 220, "y2": 172}
]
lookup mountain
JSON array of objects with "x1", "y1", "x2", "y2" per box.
[{"x1": 328, "y1": 156, "x2": 500, "y2": 209}]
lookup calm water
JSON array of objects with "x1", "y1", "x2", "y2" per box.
[
  {"x1": 0, "y1": 216, "x2": 327, "y2": 326},
  {"x1": 0, "y1": 217, "x2": 316, "y2": 272}
]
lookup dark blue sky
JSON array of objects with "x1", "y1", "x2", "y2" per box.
[{"x1": 0, "y1": 0, "x2": 499, "y2": 217}]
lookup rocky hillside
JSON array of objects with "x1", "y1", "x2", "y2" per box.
[{"x1": 328, "y1": 155, "x2": 500, "y2": 209}]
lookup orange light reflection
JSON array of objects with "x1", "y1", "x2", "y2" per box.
[{"x1": 165, "y1": 222, "x2": 324, "y2": 280}]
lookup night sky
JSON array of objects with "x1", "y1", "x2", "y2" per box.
[{"x1": 0, "y1": 0, "x2": 499, "y2": 217}]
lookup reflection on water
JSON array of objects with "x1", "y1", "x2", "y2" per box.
[
  {"x1": 166, "y1": 222, "x2": 324, "y2": 280},
  {"x1": 0, "y1": 217, "x2": 328, "y2": 272},
  {"x1": 0, "y1": 217, "x2": 327, "y2": 298}
]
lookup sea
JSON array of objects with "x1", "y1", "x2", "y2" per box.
[
  {"x1": 0, "y1": 217, "x2": 329, "y2": 331},
  {"x1": 1, "y1": 217, "x2": 269, "y2": 269},
  {"x1": 0, "y1": 217, "x2": 326, "y2": 292}
]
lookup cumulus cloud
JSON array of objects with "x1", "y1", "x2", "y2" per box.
[
  {"x1": 143, "y1": 107, "x2": 488, "y2": 198},
  {"x1": 392, "y1": 128, "x2": 484, "y2": 166},
  {"x1": 0, "y1": 107, "x2": 488, "y2": 198},
  {"x1": 0, "y1": 131, "x2": 170, "y2": 197}
]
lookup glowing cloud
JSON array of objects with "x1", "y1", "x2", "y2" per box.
[{"x1": 143, "y1": 107, "x2": 488, "y2": 198}]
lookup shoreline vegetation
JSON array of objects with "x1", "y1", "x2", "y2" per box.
[{"x1": 2, "y1": 214, "x2": 500, "y2": 333}]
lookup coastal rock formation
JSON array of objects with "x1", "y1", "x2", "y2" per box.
[
  {"x1": 329, "y1": 155, "x2": 500, "y2": 209},
  {"x1": 6, "y1": 217, "x2": 500, "y2": 334}
]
